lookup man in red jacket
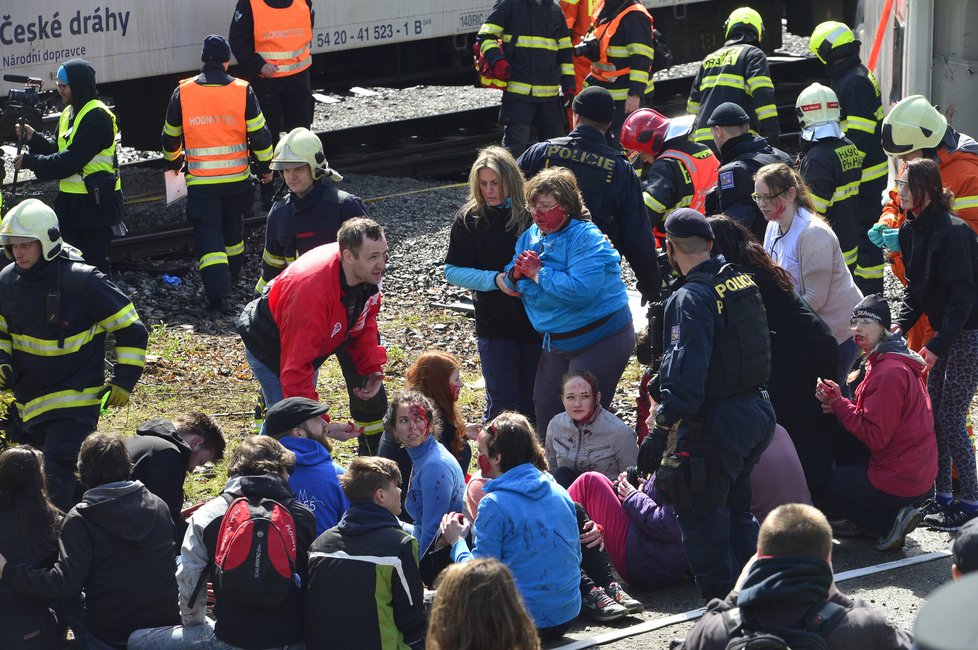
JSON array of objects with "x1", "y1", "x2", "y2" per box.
[{"x1": 238, "y1": 217, "x2": 388, "y2": 454}]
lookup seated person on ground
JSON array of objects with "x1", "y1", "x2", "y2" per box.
[
  {"x1": 427, "y1": 558, "x2": 540, "y2": 650},
  {"x1": 265, "y1": 396, "x2": 361, "y2": 535},
  {"x1": 441, "y1": 412, "x2": 581, "y2": 641},
  {"x1": 675, "y1": 503, "x2": 913, "y2": 650},
  {"x1": 128, "y1": 436, "x2": 316, "y2": 650},
  {"x1": 127, "y1": 412, "x2": 226, "y2": 547},
  {"x1": 0, "y1": 433, "x2": 179, "y2": 650},
  {"x1": 305, "y1": 457, "x2": 425, "y2": 650},
  {"x1": 546, "y1": 369, "x2": 638, "y2": 488}
]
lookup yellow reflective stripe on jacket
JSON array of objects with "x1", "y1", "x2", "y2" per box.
[
  {"x1": 854, "y1": 263, "x2": 885, "y2": 280},
  {"x1": 163, "y1": 121, "x2": 183, "y2": 137},
  {"x1": 100, "y1": 304, "x2": 140, "y2": 333},
  {"x1": 188, "y1": 158, "x2": 250, "y2": 170},
  {"x1": 356, "y1": 418, "x2": 385, "y2": 437},
  {"x1": 256, "y1": 46, "x2": 308, "y2": 59},
  {"x1": 845, "y1": 115, "x2": 877, "y2": 134},
  {"x1": 11, "y1": 326, "x2": 99, "y2": 357},
  {"x1": 479, "y1": 22, "x2": 504, "y2": 38},
  {"x1": 246, "y1": 113, "x2": 267, "y2": 131},
  {"x1": 755, "y1": 104, "x2": 778, "y2": 121},
  {"x1": 272, "y1": 58, "x2": 311, "y2": 74},
  {"x1": 644, "y1": 191, "x2": 668, "y2": 214},
  {"x1": 186, "y1": 143, "x2": 248, "y2": 157},
  {"x1": 0, "y1": 339, "x2": 11, "y2": 355},
  {"x1": 629, "y1": 69, "x2": 649, "y2": 84},
  {"x1": 255, "y1": 276, "x2": 269, "y2": 294},
  {"x1": 262, "y1": 249, "x2": 287, "y2": 268},
  {"x1": 833, "y1": 181, "x2": 860, "y2": 203},
  {"x1": 701, "y1": 73, "x2": 745, "y2": 91},
  {"x1": 17, "y1": 386, "x2": 103, "y2": 422},
  {"x1": 604, "y1": 86, "x2": 630, "y2": 100},
  {"x1": 687, "y1": 99, "x2": 701, "y2": 114},
  {"x1": 746, "y1": 75, "x2": 773, "y2": 93},
  {"x1": 479, "y1": 74, "x2": 508, "y2": 89},
  {"x1": 843, "y1": 246, "x2": 858, "y2": 266},
  {"x1": 953, "y1": 195, "x2": 978, "y2": 211},
  {"x1": 691, "y1": 127, "x2": 713, "y2": 143},
  {"x1": 861, "y1": 161, "x2": 888, "y2": 184},
  {"x1": 58, "y1": 99, "x2": 120, "y2": 195},
  {"x1": 163, "y1": 149, "x2": 182, "y2": 162},
  {"x1": 199, "y1": 251, "x2": 228, "y2": 270},
  {"x1": 811, "y1": 193, "x2": 831, "y2": 213},
  {"x1": 511, "y1": 35, "x2": 559, "y2": 50},
  {"x1": 561, "y1": 63, "x2": 575, "y2": 76},
  {"x1": 226, "y1": 241, "x2": 245, "y2": 256},
  {"x1": 115, "y1": 346, "x2": 147, "y2": 368},
  {"x1": 186, "y1": 170, "x2": 252, "y2": 186},
  {"x1": 505, "y1": 81, "x2": 561, "y2": 98}
]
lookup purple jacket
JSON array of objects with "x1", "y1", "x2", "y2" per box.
[{"x1": 622, "y1": 477, "x2": 689, "y2": 589}]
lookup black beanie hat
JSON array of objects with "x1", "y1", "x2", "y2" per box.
[
  {"x1": 852, "y1": 294, "x2": 891, "y2": 330},
  {"x1": 202, "y1": 34, "x2": 232, "y2": 64},
  {"x1": 573, "y1": 86, "x2": 615, "y2": 123}
]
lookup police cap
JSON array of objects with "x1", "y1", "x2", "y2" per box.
[
  {"x1": 202, "y1": 34, "x2": 232, "y2": 64},
  {"x1": 665, "y1": 208, "x2": 714, "y2": 241},
  {"x1": 573, "y1": 86, "x2": 615, "y2": 123},
  {"x1": 707, "y1": 102, "x2": 751, "y2": 127}
]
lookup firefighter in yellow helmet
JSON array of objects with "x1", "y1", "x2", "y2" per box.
[
  {"x1": 0, "y1": 198, "x2": 147, "y2": 511},
  {"x1": 794, "y1": 82, "x2": 863, "y2": 277},
  {"x1": 688, "y1": 7, "x2": 779, "y2": 149},
  {"x1": 810, "y1": 20, "x2": 888, "y2": 294}
]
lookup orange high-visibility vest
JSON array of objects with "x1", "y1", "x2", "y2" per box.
[
  {"x1": 251, "y1": 0, "x2": 312, "y2": 77},
  {"x1": 659, "y1": 148, "x2": 720, "y2": 213},
  {"x1": 180, "y1": 78, "x2": 250, "y2": 186},
  {"x1": 589, "y1": 1, "x2": 651, "y2": 83}
]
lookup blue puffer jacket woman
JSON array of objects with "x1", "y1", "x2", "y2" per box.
[
  {"x1": 451, "y1": 462, "x2": 582, "y2": 629},
  {"x1": 504, "y1": 167, "x2": 636, "y2": 429}
]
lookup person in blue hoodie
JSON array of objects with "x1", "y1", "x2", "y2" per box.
[
  {"x1": 265, "y1": 396, "x2": 361, "y2": 535},
  {"x1": 504, "y1": 166, "x2": 636, "y2": 430},
  {"x1": 442, "y1": 411, "x2": 581, "y2": 640},
  {"x1": 385, "y1": 391, "x2": 466, "y2": 564}
]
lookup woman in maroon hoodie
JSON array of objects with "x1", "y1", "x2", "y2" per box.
[{"x1": 816, "y1": 294, "x2": 937, "y2": 552}]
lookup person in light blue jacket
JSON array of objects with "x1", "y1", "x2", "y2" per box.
[
  {"x1": 386, "y1": 391, "x2": 466, "y2": 562},
  {"x1": 442, "y1": 412, "x2": 581, "y2": 641},
  {"x1": 505, "y1": 166, "x2": 636, "y2": 430}
]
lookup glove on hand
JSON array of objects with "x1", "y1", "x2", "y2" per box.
[
  {"x1": 99, "y1": 384, "x2": 131, "y2": 409},
  {"x1": 866, "y1": 222, "x2": 887, "y2": 248},
  {"x1": 637, "y1": 427, "x2": 668, "y2": 476},
  {"x1": 881, "y1": 228, "x2": 901, "y2": 252},
  {"x1": 492, "y1": 58, "x2": 513, "y2": 81}
]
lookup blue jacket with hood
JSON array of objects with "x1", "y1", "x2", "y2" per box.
[
  {"x1": 405, "y1": 435, "x2": 466, "y2": 556},
  {"x1": 451, "y1": 462, "x2": 582, "y2": 628},
  {"x1": 279, "y1": 435, "x2": 349, "y2": 536}
]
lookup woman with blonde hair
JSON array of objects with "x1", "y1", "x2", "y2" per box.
[
  {"x1": 427, "y1": 558, "x2": 540, "y2": 650},
  {"x1": 445, "y1": 146, "x2": 540, "y2": 424},
  {"x1": 755, "y1": 162, "x2": 863, "y2": 393}
]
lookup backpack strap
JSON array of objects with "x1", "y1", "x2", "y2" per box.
[
  {"x1": 803, "y1": 600, "x2": 849, "y2": 636},
  {"x1": 721, "y1": 607, "x2": 744, "y2": 636},
  {"x1": 187, "y1": 492, "x2": 237, "y2": 607}
]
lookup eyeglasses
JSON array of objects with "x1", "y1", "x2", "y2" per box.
[
  {"x1": 849, "y1": 317, "x2": 879, "y2": 328},
  {"x1": 751, "y1": 189, "x2": 789, "y2": 205},
  {"x1": 531, "y1": 202, "x2": 560, "y2": 213}
]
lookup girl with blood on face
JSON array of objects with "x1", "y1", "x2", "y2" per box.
[
  {"x1": 544, "y1": 370, "x2": 637, "y2": 489},
  {"x1": 756, "y1": 163, "x2": 863, "y2": 398},
  {"x1": 385, "y1": 390, "x2": 466, "y2": 572},
  {"x1": 504, "y1": 167, "x2": 636, "y2": 433}
]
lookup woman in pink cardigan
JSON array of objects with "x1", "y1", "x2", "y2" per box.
[
  {"x1": 755, "y1": 163, "x2": 863, "y2": 394},
  {"x1": 815, "y1": 294, "x2": 937, "y2": 552}
]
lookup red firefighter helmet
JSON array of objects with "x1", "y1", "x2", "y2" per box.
[{"x1": 621, "y1": 109, "x2": 693, "y2": 158}]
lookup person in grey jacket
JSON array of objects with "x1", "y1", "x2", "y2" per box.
[{"x1": 545, "y1": 370, "x2": 638, "y2": 488}]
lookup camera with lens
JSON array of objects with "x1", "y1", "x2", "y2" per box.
[
  {"x1": 573, "y1": 35, "x2": 600, "y2": 60},
  {"x1": 4, "y1": 75, "x2": 43, "y2": 107}
]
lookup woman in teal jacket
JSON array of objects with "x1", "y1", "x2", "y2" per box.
[{"x1": 505, "y1": 167, "x2": 635, "y2": 430}]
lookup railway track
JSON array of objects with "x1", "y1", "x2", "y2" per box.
[{"x1": 103, "y1": 55, "x2": 822, "y2": 262}]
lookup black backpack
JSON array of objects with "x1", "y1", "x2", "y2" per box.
[{"x1": 722, "y1": 600, "x2": 849, "y2": 650}]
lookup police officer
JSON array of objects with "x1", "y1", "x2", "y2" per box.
[
  {"x1": 637, "y1": 208, "x2": 775, "y2": 601},
  {"x1": 0, "y1": 199, "x2": 148, "y2": 510},
  {"x1": 579, "y1": 0, "x2": 655, "y2": 144},
  {"x1": 620, "y1": 108, "x2": 719, "y2": 231},
  {"x1": 518, "y1": 86, "x2": 661, "y2": 302},
  {"x1": 795, "y1": 83, "x2": 862, "y2": 276},
  {"x1": 704, "y1": 102, "x2": 791, "y2": 241},
  {"x1": 162, "y1": 35, "x2": 275, "y2": 315},
  {"x1": 477, "y1": 0, "x2": 576, "y2": 157},
  {"x1": 810, "y1": 21, "x2": 889, "y2": 294},
  {"x1": 229, "y1": 0, "x2": 314, "y2": 211},
  {"x1": 13, "y1": 59, "x2": 122, "y2": 275},
  {"x1": 688, "y1": 7, "x2": 778, "y2": 148}
]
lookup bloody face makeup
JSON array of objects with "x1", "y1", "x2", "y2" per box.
[{"x1": 531, "y1": 193, "x2": 568, "y2": 233}]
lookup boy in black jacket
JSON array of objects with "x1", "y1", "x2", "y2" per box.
[{"x1": 306, "y1": 457, "x2": 425, "y2": 649}]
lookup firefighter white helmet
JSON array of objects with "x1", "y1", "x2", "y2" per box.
[
  {"x1": 270, "y1": 127, "x2": 342, "y2": 182},
  {"x1": 795, "y1": 83, "x2": 843, "y2": 141},
  {"x1": 0, "y1": 198, "x2": 64, "y2": 260},
  {"x1": 881, "y1": 95, "x2": 947, "y2": 156}
]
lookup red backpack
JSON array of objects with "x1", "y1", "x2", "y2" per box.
[{"x1": 211, "y1": 495, "x2": 299, "y2": 609}]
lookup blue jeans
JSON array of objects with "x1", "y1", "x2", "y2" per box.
[
  {"x1": 128, "y1": 621, "x2": 304, "y2": 650},
  {"x1": 477, "y1": 337, "x2": 540, "y2": 423},
  {"x1": 826, "y1": 464, "x2": 927, "y2": 536},
  {"x1": 673, "y1": 396, "x2": 776, "y2": 601}
]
